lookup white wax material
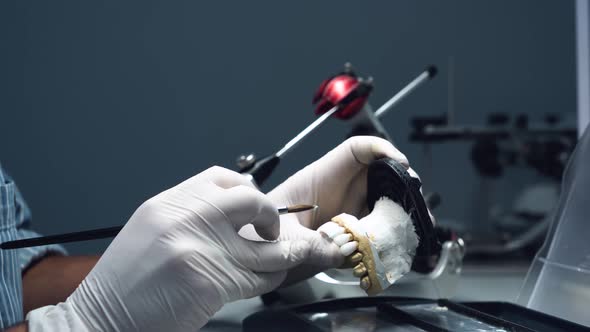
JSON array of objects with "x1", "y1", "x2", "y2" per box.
[{"x1": 360, "y1": 197, "x2": 419, "y2": 284}]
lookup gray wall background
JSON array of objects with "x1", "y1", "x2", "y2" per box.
[{"x1": 0, "y1": 1, "x2": 576, "y2": 254}]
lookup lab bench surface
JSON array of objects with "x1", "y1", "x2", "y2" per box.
[{"x1": 201, "y1": 261, "x2": 530, "y2": 331}]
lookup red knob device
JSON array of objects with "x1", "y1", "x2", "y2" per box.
[{"x1": 312, "y1": 71, "x2": 372, "y2": 120}]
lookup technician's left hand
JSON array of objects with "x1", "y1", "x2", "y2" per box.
[
  {"x1": 269, "y1": 136, "x2": 410, "y2": 229},
  {"x1": 240, "y1": 136, "x2": 411, "y2": 283}
]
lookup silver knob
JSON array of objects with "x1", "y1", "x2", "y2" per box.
[
  {"x1": 237, "y1": 153, "x2": 256, "y2": 169},
  {"x1": 344, "y1": 62, "x2": 353, "y2": 73}
]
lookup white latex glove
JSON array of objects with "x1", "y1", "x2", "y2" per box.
[
  {"x1": 27, "y1": 166, "x2": 310, "y2": 332},
  {"x1": 240, "y1": 136, "x2": 412, "y2": 282},
  {"x1": 269, "y1": 136, "x2": 410, "y2": 227}
]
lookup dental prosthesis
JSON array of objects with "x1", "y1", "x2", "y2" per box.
[{"x1": 318, "y1": 158, "x2": 440, "y2": 295}]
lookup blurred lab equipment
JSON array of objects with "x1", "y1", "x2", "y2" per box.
[{"x1": 409, "y1": 112, "x2": 577, "y2": 257}]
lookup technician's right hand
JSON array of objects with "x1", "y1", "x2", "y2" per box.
[{"x1": 26, "y1": 166, "x2": 311, "y2": 332}]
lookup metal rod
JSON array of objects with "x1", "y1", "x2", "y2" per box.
[
  {"x1": 374, "y1": 67, "x2": 436, "y2": 118},
  {"x1": 0, "y1": 226, "x2": 124, "y2": 249},
  {"x1": 275, "y1": 105, "x2": 340, "y2": 158},
  {"x1": 1, "y1": 204, "x2": 319, "y2": 249},
  {"x1": 447, "y1": 56, "x2": 455, "y2": 125}
]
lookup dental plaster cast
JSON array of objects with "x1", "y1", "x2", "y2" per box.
[{"x1": 318, "y1": 197, "x2": 419, "y2": 295}]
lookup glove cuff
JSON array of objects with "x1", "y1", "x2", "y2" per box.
[{"x1": 26, "y1": 303, "x2": 91, "y2": 332}]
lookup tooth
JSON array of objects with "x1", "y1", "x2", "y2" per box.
[
  {"x1": 317, "y1": 221, "x2": 337, "y2": 234},
  {"x1": 333, "y1": 233, "x2": 352, "y2": 246},
  {"x1": 326, "y1": 226, "x2": 345, "y2": 239},
  {"x1": 318, "y1": 221, "x2": 340, "y2": 236},
  {"x1": 360, "y1": 277, "x2": 370, "y2": 290},
  {"x1": 332, "y1": 226, "x2": 345, "y2": 238},
  {"x1": 317, "y1": 222, "x2": 345, "y2": 238},
  {"x1": 353, "y1": 263, "x2": 367, "y2": 277},
  {"x1": 340, "y1": 241, "x2": 358, "y2": 256},
  {"x1": 350, "y1": 252, "x2": 363, "y2": 263}
]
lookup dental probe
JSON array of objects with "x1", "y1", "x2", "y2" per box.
[
  {"x1": 277, "y1": 204, "x2": 318, "y2": 214},
  {"x1": 0, "y1": 204, "x2": 318, "y2": 249}
]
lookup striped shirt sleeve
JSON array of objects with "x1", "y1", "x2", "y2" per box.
[
  {"x1": 0, "y1": 168, "x2": 24, "y2": 329},
  {"x1": 0, "y1": 166, "x2": 67, "y2": 329},
  {"x1": 11, "y1": 179, "x2": 68, "y2": 270}
]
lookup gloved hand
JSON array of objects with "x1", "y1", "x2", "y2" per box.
[
  {"x1": 27, "y1": 166, "x2": 310, "y2": 332},
  {"x1": 240, "y1": 136, "x2": 413, "y2": 283},
  {"x1": 269, "y1": 136, "x2": 410, "y2": 228}
]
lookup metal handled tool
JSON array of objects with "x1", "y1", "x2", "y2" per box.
[
  {"x1": 237, "y1": 106, "x2": 340, "y2": 186},
  {"x1": 239, "y1": 78, "x2": 373, "y2": 185},
  {"x1": 238, "y1": 65, "x2": 438, "y2": 187}
]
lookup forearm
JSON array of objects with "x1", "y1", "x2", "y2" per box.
[
  {"x1": 4, "y1": 323, "x2": 27, "y2": 332},
  {"x1": 22, "y1": 255, "x2": 99, "y2": 314}
]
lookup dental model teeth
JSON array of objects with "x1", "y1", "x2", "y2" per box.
[{"x1": 318, "y1": 197, "x2": 419, "y2": 295}]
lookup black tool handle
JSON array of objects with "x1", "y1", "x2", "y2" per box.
[
  {"x1": 239, "y1": 154, "x2": 280, "y2": 186},
  {"x1": 0, "y1": 226, "x2": 123, "y2": 249}
]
